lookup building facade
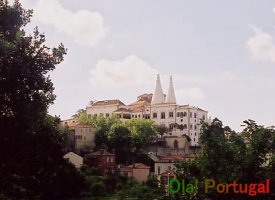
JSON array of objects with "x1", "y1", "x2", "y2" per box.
[
  {"x1": 84, "y1": 150, "x2": 116, "y2": 176},
  {"x1": 63, "y1": 122, "x2": 96, "y2": 154},
  {"x1": 119, "y1": 163, "x2": 150, "y2": 182},
  {"x1": 86, "y1": 74, "x2": 209, "y2": 147}
]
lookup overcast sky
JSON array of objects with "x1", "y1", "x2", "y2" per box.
[{"x1": 13, "y1": 0, "x2": 275, "y2": 131}]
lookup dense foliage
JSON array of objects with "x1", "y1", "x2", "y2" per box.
[
  {"x1": 0, "y1": 1, "x2": 85, "y2": 199},
  {"x1": 76, "y1": 113, "x2": 157, "y2": 163},
  {"x1": 173, "y1": 118, "x2": 275, "y2": 200}
]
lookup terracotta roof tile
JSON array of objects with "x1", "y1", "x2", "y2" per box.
[
  {"x1": 158, "y1": 155, "x2": 184, "y2": 162},
  {"x1": 68, "y1": 122, "x2": 91, "y2": 128},
  {"x1": 120, "y1": 163, "x2": 150, "y2": 171},
  {"x1": 85, "y1": 150, "x2": 115, "y2": 157},
  {"x1": 92, "y1": 100, "x2": 125, "y2": 106}
]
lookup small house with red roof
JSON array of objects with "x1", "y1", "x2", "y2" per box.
[
  {"x1": 154, "y1": 155, "x2": 184, "y2": 178},
  {"x1": 84, "y1": 150, "x2": 116, "y2": 176},
  {"x1": 119, "y1": 163, "x2": 150, "y2": 182},
  {"x1": 64, "y1": 122, "x2": 96, "y2": 153}
]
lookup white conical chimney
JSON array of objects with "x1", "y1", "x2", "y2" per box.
[
  {"x1": 151, "y1": 74, "x2": 164, "y2": 104},
  {"x1": 165, "y1": 76, "x2": 176, "y2": 104}
]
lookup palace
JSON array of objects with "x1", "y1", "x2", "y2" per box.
[{"x1": 86, "y1": 74, "x2": 209, "y2": 147}]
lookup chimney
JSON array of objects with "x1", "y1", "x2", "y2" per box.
[
  {"x1": 151, "y1": 74, "x2": 164, "y2": 104},
  {"x1": 165, "y1": 75, "x2": 176, "y2": 104}
]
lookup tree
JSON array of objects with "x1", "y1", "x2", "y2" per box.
[
  {"x1": 125, "y1": 118, "x2": 157, "y2": 154},
  {"x1": 71, "y1": 108, "x2": 85, "y2": 118},
  {"x1": 155, "y1": 124, "x2": 169, "y2": 138},
  {"x1": 173, "y1": 118, "x2": 275, "y2": 200},
  {"x1": 0, "y1": 1, "x2": 85, "y2": 199},
  {"x1": 76, "y1": 113, "x2": 121, "y2": 150},
  {"x1": 109, "y1": 123, "x2": 132, "y2": 163}
]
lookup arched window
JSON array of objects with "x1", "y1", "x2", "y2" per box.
[{"x1": 174, "y1": 140, "x2": 179, "y2": 149}]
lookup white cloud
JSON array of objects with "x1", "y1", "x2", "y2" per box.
[
  {"x1": 246, "y1": 25, "x2": 275, "y2": 63},
  {"x1": 90, "y1": 55, "x2": 158, "y2": 89},
  {"x1": 176, "y1": 88, "x2": 206, "y2": 104},
  {"x1": 31, "y1": 0, "x2": 108, "y2": 47}
]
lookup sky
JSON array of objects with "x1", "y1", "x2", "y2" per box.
[{"x1": 9, "y1": 0, "x2": 275, "y2": 131}]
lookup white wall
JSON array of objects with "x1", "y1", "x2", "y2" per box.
[{"x1": 63, "y1": 152, "x2": 83, "y2": 168}]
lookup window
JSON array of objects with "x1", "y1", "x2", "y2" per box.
[
  {"x1": 177, "y1": 112, "x2": 180, "y2": 117},
  {"x1": 194, "y1": 138, "x2": 195, "y2": 142},
  {"x1": 194, "y1": 113, "x2": 197, "y2": 118},
  {"x1": 138, "y1": 114, "x2": 140, "y2": 118},
  {"x1": 183, "y1": 124, "x2": 187, "y2": 129},
  {"x1": 161, "y1": 112, "x2": 165, "y2": 119},
  {"x1": 181, "y1": 119, "x2": 183, "y2": 122},
  {"x1": 169, "y1": 124, "x2": 173, "y2": 130},
  {"x1": 106, "y1": 113, "x2": 110, "y2": 117},
  {"x1": 158, "y1": 166, "x2": 161, "y2": 175},
  {"x1": 194, "y1": 125, "x2": 197, "y2": 130},
  {"x1": 190, "y1": 112, "x2": 192, "y2": 118},
  {"x1": 169, "y1": 112, "x2": 173, "y2": 118},
  {"x1": 202, "y1": 115, "x2": 205, "y2": 120},
  {"x1": 174, "y1": 140, "x2": 179, "y2": 149},
  {"x1": 195, "y1": 132, "x2": 196, "y2": 136},
  {"x1": 183, "y1": 112, "x2": 187, "y2": 117},
  {"x1": 153, "y1": 112, "x2": 157, "y2": 118},
  {"x1": 75, "y1": 135, "x2": 83, "y2": 140},
  {"x1": 190, "y1": 124, "x2": 193, "y2": 129}
]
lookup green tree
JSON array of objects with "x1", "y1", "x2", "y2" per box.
[
  {"x1": 173, "y1": 118, "x2": 274, "y2": 200},
  {"x1": 109, "y1": 123, "x2": 132, "y2": 163},
  {"x1": 76, "y1": 113, "x2": 121, "y2": 150},
  {"x1": 126, "y1": 118, "x2": 157, "y2": 154},
  {"x1": 0, "y1": 1, "x2": 85, "y2": 199}
]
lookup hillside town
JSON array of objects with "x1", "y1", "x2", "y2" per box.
[
  {"x1": 2, "y1": 1, "x2": 275, "y2": 200},
  {"x1": 61, "y1": 74, "x2": 210, "y2": 185}
]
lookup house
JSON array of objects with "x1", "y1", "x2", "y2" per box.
[
  {"x1": 154, "y1": 155, "x2": 184, "y2": 180},
  {"x1": 64, "y1": 122, "x2": 96, "y2": 154},
  {"x1": 183, "y1": 153, "x2": 196, "y2": 161},
  {"x1": 119, "y1": 163, "x2": 150, "y2": 182},
  {"x1": 159, "y1": 170, "x2": 175, "y2": 186},
  {"x1": 63, "y1": 152, "x2": 83, "y2": 168},
  {"x1": 84, "y1": 150, "x2": 116, "y2": 176}
]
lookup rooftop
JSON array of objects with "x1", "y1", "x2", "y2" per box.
[
  {"x1": 120, "y1": 163, "x2": 150, "y2": 171},
  {"x1": 85, "y1": 150, "x2": 115, "y2": 158},
  {"x1": 67, "y1": 122, "x2": 91, "y2": 128},
  {"x1": 91, "y1": 99, "x2": 125, "y2": 106}
]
